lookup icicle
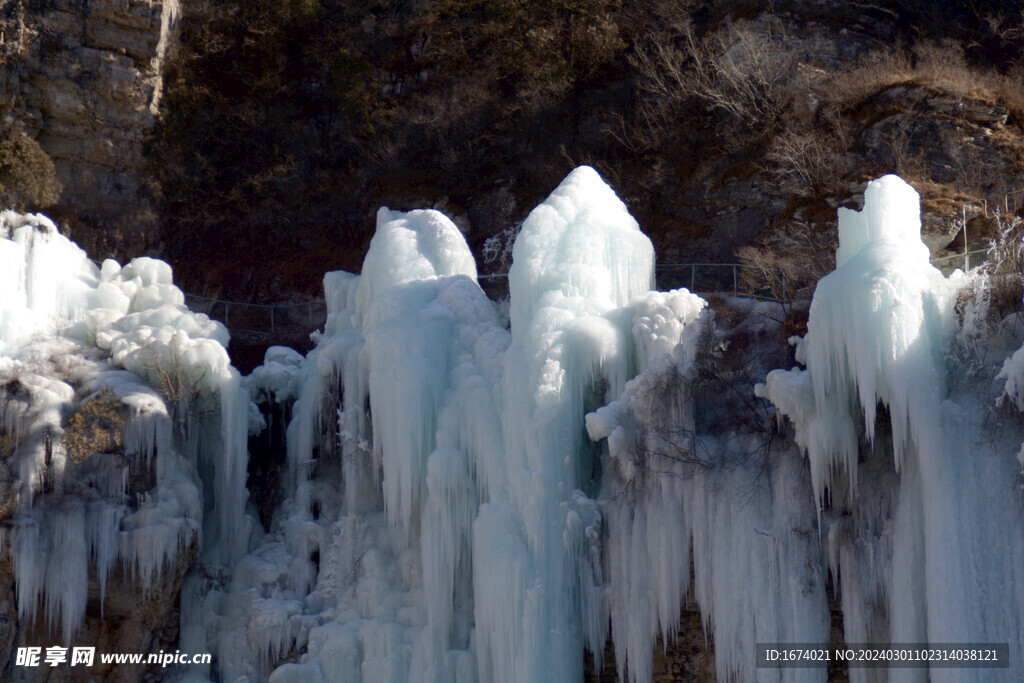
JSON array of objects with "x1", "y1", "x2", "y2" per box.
[
  {"x1": 87, "y1": 499, "x2": 126, "y2": 613},
  {"x1": 45, "y1": 500, "x2": 88, "y2": 643}
]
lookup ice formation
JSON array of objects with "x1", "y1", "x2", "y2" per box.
[
  {"x1": 177, "y1": 170, "x2": 1024, "y2": 682},
  {"x1": 0, "y1": 210, "x2": 249, "y2": 644},
  {"x1": 203, "y1": 204, "x2": 509, "y2": 682},
  {"x1": 479, "y1": 165, "x2": 658, "y2": 683},
  {"x1": 759, "y1": 175, "x2": 955, "y2": 503},
  {"x1": 219, "y1": 166, "x2": 715, "y2": 682},
  {"x1": 6, "y1": 169, "x2": 1024, "y2": 682},
  {"x1": 758, "y1": 175, "x2": 1024, "y2": 682},
  {"x1": 584, "y1": 290, "x2": 831, "y2": 683}
]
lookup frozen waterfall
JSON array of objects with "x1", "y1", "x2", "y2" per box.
[
  {"x1": 3, "y1": 170, "x2": 1024, "y2": 682},
  {"x1": 759, "y1": 175, "x2": 1024, "y2": 683},
  {"x1": 0, "y1": 209, "x2": 249, "y2": 649}
]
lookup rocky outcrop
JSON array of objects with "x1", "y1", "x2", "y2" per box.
[
  {"x1": 849, "y1": 85, "x2": 1018, "y2": 252},
  {"x1": 0, "y1": 341, "x2": 199, "y2": 681},
  {"x1": 0, "y1": 0, "x2": 179, "y2": 259},
  {"x1": 654, "y1": 5, "x2": 1024, "y2": 277},
  {"x1": 4, "y1": 538, "x2": 198, "y2": 683}
]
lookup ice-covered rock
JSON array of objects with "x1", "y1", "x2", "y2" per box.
[{"x1": 0, "y1": 210, "x2": 249, "y2": 656}]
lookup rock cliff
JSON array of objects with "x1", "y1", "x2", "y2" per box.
[
  {"x1": 140, "y1": 0, "x2": 1024, "y2": 301},
  {"x1": 1, "y1": 0, "x2": 179, "y2": 259}
]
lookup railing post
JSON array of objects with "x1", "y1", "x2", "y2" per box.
[
  {"x1": 690, "y1": 265, "x2": 696, "y2": 291},
  {"x1": 732, "y1": 265, "x2": 737, "y2": 295},
  {"x1": 270, "y1": 306, "x2": 275, "y2": 334}
]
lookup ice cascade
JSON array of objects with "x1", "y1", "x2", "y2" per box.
[
  {"x1": 759, "y1": 175, "x2": 1024, "y2": 681},
  {"x1": 0, "y1": 210, "x2": 250, "y2": 644},
  {"x1": 230, "y1": 166, "x2": 709, "y2": 682},
  {"x1": 477, "y1": 165, "x2": 655, "y2": 682},
  {"x1": 10, "y1": 169, "x2": 1024, "y2": 682}
]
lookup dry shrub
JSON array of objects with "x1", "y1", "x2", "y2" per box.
[
  {"x1": 825, "y1": 40, "x2": 1024, "y2": 121},
  {"x1": 985, "y1": 214, "x2": 1024, "y2": 317},
  {"x1": 629, "y1": 14, "x2": 807, "y2": 151},
  {"x1": 956, "y1": 214, "x2": 1024, "y2": 335},
  {"x1": 1009, "y1": 61, "x2": 1024, "y2": 111},
  {"x1": 736, "y1": 246, "x2": 799, "y2": 300},
  {"x1": 0, "y1": 134, "x2": 62, "y2": 210},
  {"x1": 684, "y1": 22, "x2": 798, "y2": 133},
  {"x1": 64, "y1": 389, "x2": 125, "y2": 464},
  {"x1": 736, "y1": 221, "x2": 835, "y2": 300},
  {"x1": 989, "y1": 274, "x2": 1024, "y2": 319},
  {"x1": 765, "y1": 121, "x2": 851, "y2": 198},
  {"x1": 955, "y1": 273, "x2": 1022, "y2": 342},
  {"x1": 988, "y1": 214, "x2": 1024, "y2": 273},
  {"x1": 631, "y1": 16, "x2": 858, "y2": 194}
]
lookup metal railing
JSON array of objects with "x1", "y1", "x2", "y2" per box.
[
  {"x1": 173, "y1": 249, "x2": 990, "y2": 343},
  {"x1": 656, "y1": 263, "x2": 764, "y2": 297},
  {"x1": 183, "y1": 294, "x2": 327, "y2": 344},
  {"x1": 930, "y1": 248, "x2": 989, "y2": 275},
  {"x1": 481, "y1": 263, "x2": 773, "y2": 300}
]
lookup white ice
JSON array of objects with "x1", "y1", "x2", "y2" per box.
[
  {"x1": 0, "y1": 211, "x2": 250, "y2": 644},
  {"x1": 9, "y1": 168, "x2": 1024, "y2": 683},
  {"x1": 759, "y1": 175, "x2": 1024, "y2": 681}
]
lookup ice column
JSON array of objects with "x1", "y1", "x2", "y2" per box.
[
  {"x1": 475, "y1": 166, "x2": 655, "y2": 683},
  {"x1": 756, "y1": 176, "x2": 1016, "y2": 680},
  {"x1": 759, "y1": 175, "x2": 953, "y2": 505}
]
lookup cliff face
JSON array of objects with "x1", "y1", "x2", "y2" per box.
[
  {"x1": 1, "y1": 0, "x2": 179, "y2": 259},
  {"x1": 141, "y1": 0, "x2": 1024, "y2": 302},
  {"x1": 2, "y1": 1, "x2": 1022, "y2": 303},
  {"x1": 1, "y1": 538, "x2": 198, "y2": 683}
]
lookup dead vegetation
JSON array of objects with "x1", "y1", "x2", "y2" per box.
[
  {"x1": 823, "y1": 41, "x2": 1024, "y2": 122},
  {"x1": 764, "y1": 116, "x2": 852, "y2": 199},
  {"x1": 141, "y1": 0, "x2": 1024, "y2": 303},
  {"x1": 0, "y1": 133, "x2": 62, "y2": 211},
  {"x1": 63, "y1": 389, "x2": 125, "y2": 464},
  {"x1": 736, "y1": 220, "x2": 836, "y2": 301},
  {"x1": 629, "y1": 11, "x2": 804, "y2": 152},
  {"x1": 982, "y1": 213, "x2": 1024, "y2": 318}
]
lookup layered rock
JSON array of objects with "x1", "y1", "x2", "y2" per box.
[{"x1": 1, "y1": 0, "x2": 179, "y2": 258}]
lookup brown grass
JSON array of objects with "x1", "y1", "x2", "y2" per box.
[
  {"x1": 64, "y1": 389, "x2": 125, "y2": 464},
  {"x1": 825, "y1": 41, "x2": 1024, "y2": 123}
]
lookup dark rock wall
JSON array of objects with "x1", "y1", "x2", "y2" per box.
[{"x1": 1, "y1": 0, "x2": 179, "y2": 260}]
